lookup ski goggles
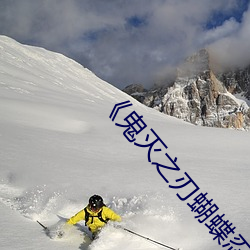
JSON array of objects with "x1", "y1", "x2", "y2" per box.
[{"x1": 89, "y1": 205, "x2": 101, "y2": 212}]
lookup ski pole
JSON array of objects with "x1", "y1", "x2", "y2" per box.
[
  {"x1": 122, "y1": 227, "x2": 179, "y2": 250},
  {"x1": 37, "y1": 220, "x2": 48, "y2": 231}
]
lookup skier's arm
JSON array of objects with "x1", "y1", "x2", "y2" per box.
[
  {"x1": 104, "y1": 207, "x2": 122, "y2": 222},
  {"x1": 67, "y1": 209, "x2": 85, "y2": 225}
]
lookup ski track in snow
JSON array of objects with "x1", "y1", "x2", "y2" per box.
[
  {"x1": 0, "y1": 175, "x2": 210, "y2": 250},
  {"x1": 0, "y1": 171, "x2": 193, "y2": 250},
  {"x1": 0, "y1": 181, "x2": 183, "y2": 250}
]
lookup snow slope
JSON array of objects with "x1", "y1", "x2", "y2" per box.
[{"x1": 0, "y1": 36, "x2": 250, "y2": 250}]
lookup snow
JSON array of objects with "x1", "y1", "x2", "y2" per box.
[
  {"x1": 234, "y1": 93, "x2": 250, "y2": 107},
  {"x1": 0, "y1": 35, "x2": 250, "y2": 250}
]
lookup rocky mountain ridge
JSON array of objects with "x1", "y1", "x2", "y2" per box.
[{"x1": 123, "y1": 49, "x2": 250, "y2": 130}]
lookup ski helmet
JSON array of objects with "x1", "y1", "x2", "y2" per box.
[{"x1": 89, "y1": 195, "x2": 104, "y2": 210}]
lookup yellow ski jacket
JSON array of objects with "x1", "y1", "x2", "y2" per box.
[{"x1": 67, "y1": 206, "x2": 121, "y2": 233}]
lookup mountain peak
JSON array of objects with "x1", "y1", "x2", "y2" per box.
[
  {"x1": 124, "y1": 48, "x2": 250, "y2": 130},
  {"x1": 177, "y1": 49, "x2": 211, "y2": 78}
]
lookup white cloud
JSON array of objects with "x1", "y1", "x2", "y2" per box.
[
  {"x1": 209, "y1": 6, "x2": 250, "y2": 68},
  {"x1": 200, "y1": 18, "x2": 240, "y2": 45},
  {"x1": 0, "y1": 0, "x2": 249, "y2": 88}
]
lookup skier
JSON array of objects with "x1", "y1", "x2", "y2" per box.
[{"x1": 66, "y1": 194, "x2": 122, "y2": 239}]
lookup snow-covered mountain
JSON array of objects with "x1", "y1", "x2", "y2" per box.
[
  {"x1": 124, "y1": 49, "x2": 250, "y2": 130},
  {"x1": 0, "y1": 36, "x2": 250, "y2": 250}
]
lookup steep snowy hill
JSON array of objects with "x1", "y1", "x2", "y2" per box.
[{"x1": 0, "y1": 36, "x2": 250, "y2": 250}]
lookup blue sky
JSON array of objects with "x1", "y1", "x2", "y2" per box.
[
  {"x1": 0, "y1": 0, "x2": 249, "y2": 89},
  {"x1": 205, "y1": 0, "x2": 249, "y2": 28}
]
